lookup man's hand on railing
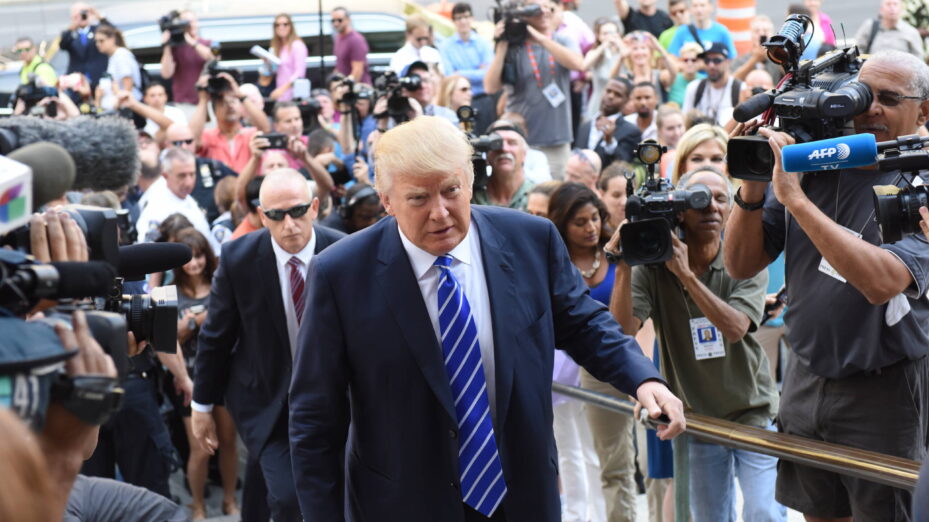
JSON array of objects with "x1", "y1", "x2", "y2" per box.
[{"x1": 635, "y1": 380, "x2": 686, "y2": 440}]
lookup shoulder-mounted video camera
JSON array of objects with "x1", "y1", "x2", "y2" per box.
[
  {"x1": 457, "y1": 105, "x2": 502, "y2": 192},
  {"x1": 729, "y1": 14, "x2": 873, "y2": 181},
  {"x1": 491, "y1": 0, "x2": 542, "y2": 45},
  {"x1": 159, "y1": 10, "x2": 191, "y2": 47}
]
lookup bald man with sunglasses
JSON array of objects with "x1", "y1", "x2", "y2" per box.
[{"x1": 192, "y1": 168, "x2": 345, "y2": 522}]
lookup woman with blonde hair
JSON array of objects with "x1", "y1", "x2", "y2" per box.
[
  {"x1": 269, "y1": 13, "x2": 308, "y2": 101},
  {"x1": 672, "y1": 123, "x2": 728, "y2": 183},
  {"x1": 611, "y1": 30, "x2": 677, "y2": 106},
  {"x1": 436, "y1": 74, "x2": 472, "y2": 114}
]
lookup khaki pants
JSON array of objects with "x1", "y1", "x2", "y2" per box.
[
  {"x1": 536, "y1": 142, "x2": 571, "y2": 180},
  {"x1": 580, "y1": 369, "x2": 638, "y2": 522}
]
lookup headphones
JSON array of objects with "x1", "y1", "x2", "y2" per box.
[{"x1": 339, "y1": 185, "x2": 379, "y2": 219}]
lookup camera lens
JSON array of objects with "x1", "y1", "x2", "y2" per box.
[{"x1": 620, "y1": 219, "x2": 673, "y2": 266}]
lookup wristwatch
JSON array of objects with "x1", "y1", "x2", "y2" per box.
[
  {"x1": 603, "y1": 246, "x2": 623, "y2": 264},
  {"x1": 734, "y1": 186, "x2": 765, "y2": 211}
]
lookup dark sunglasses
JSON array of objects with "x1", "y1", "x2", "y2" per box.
[
  {"x1": 263, "y1": 203, "x2": 311, "y2": 221},
  {"x1": 274, "y1": 22, "x2": 291, "y2": 27},
  {"x1": 874, "y1": 89, "x2": 923, "y2": 107},
  {"x1": 172, "y1": 139, "x2": 194, "y2": 146},
  {"x1": 703, "y1": 57, "x2": 725, "y2": 65},
  {"x1": 415, "y1": 36, "x2": 430, "y2": 44},
  {"x1": 331, "y1": 18, "x2": 344, "y2": 23},
  {"x1": 12, "y1": 47, "x2": 33, "y2": 55}
]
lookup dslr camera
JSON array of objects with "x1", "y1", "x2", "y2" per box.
[
  {"x1": 16, "y1": 77, "x2": 59, "y2": 117},
  {"x1": 158, "y1": 10, "x2": 191, "y2": 47},
  {"x1": 728, "y1": 14, "x2": 872, "y2": 181},
  {"x1": 491, "y1": 0, "x2": 543, "y2": 45},
  {"x1": 620, "y1": 141, "x2": 712, "y2": 266},
  {"x1": 373, "y1": 70, "x2": 423, "y2": 124}
]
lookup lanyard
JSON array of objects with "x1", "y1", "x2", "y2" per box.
[{"x1": 525, "y1": 42, "x2": 556, "y2": 89}]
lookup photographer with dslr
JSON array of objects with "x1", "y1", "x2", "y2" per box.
[
  {"x1": 608, "y1": 165, "x2": 784, "y2": 522},
  {"x1": 190, "y1": 70, "x2": 271, "y2": 172},
  {"x1": 485, "y1": 0, "x2": 584, "y2": 180},
  {"x1": 60, "y1": 3, "x2": 108, "y2": 89},
  {"x1": 159, "y1": 10, "x2": 213, "y2": 111},
  {"x1": 725, "y1": 50, "x2": 929, "y2": 521}
]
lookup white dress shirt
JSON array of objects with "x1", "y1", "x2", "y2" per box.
[
  {"x1": 625, "y1": 112, "x2": 657, "y2": 142},
  {"x1": 191, "y1": 230, "x2": 317, "y2": 414},
  {"x1": 389, "y1": 42, "x2": 443, "y2": 75},
  {"x1": 270, "y1": 231, "x2": 317, "y2": 357},
  {"x1": 397, "y1": 222, "x2": 498, "y2": 420},
  {"x1": 135, "y1": 181, "x2": 221, "y2": 255},
  {"x1": 587, "y1": 112, "x2": 622, "y2": 155}
]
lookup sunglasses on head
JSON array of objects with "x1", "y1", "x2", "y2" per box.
[
  {"x1": 172, "y1": 139, "x2": 194, "y2": 146},
  {"x1": 874, "y1": 89, "x2": 923, "y2": 107},
  {"x1": 263, "y1": 203, "x2": 311, "y2": 221}
]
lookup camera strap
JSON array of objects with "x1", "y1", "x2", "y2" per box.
[{"x1": 525, "y1": 42, "x2": 556, "y2": 89}]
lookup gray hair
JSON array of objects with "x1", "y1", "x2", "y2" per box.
[
  {"x1": 260, "y1": 168, "x2": 313, "y2": 206},
  {"x1": 160, "y1": 147, "x2": 195, "y2": 174},
  {"x1": 677, "y1": 165, "x2": 733, "y2": 202},
  {"x1": 865, "y1": 50, "x2": 929, "y2": 100}
]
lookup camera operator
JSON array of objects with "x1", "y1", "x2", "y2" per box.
[
  {"x1": 608, "y1": 165, "x2": 784, "y2": 521},
  {"x1": 921, "y1": 206, "x2": 929, "y2": 239},
  {"x1": 59, "y1": 3, "x2": 108, "y2": 89},
  {"x1": 472, "y1": 119, "x2": 536, "y2": 209},
  {"x1": 485, "y1": 0, "x2": 584, "y2": 180},
  {"x1": 403, "y1": 60, "x2": 459, "y2": 124},
  {"x1": 190, "y1": 71, "x2": 271, "y2": 172},
  {"x1": 159, "y1": 10, "x2": 213, "y2": 112},
  {"x1": 725, "y1": 50, "x2": 929, "y2": 521}
]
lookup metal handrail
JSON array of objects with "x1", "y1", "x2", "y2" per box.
[{"x1": 552, "y1": 383, "x2": 921, "y2": 491}]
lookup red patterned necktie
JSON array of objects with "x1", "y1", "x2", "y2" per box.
[{"x1": 287, "y1": 256, "x2": 305, "y2": 325}]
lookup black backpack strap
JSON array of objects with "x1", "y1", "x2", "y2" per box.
[
  {"x1": 864, "y1": 17, "x2": 880, "y2": 54},
  {"x1": 687, "y1": 24, "x2": 705, "y2": 51},
  {"x1": 694, "y1": 79, "x2": 708, "y2": 108},
  {"x1": 730, "y1": 78, "x2": 742, "y2": 107}
]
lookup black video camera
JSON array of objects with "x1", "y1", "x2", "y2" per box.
[
  {"x1": 729, "y1": 14, "x2": 872, "y2": 181},
  {"x1": 457, "y1": 105, "x2": 502, "y2": 192},
  {"x1": 16, "y1": 77, "x2": 59, "y2": 117},
  {"x1": 373, "y1": 70, "x2": 422, "y2": 124},
  {"x1": 874, "y1": 184, "x2": 928, "y2": 243},
  {"x1": 620, "y1": 141, "x2": 712, "y2": 266},
  {"x1": 158, "y1": 10, "x2": 191, "y2": 47},
  {"x1": 491, "y1": 1, "x2": 543, "y2": 45},
  {"x1": 102, "y1": 278, "x2": 178, "y2": 354},
  {"x1": 205, "y1": 60, "x2": 242, "y2": 98}
]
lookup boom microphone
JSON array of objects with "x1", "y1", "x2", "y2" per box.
[
  {"x1": 8, "y1": 142, "x2": 76, "y2": 208},
  {"x1": 117, "y1": 243, "x2": 192, "y2": 281},
  {"x1": 0, "y1": 116, "x2": 139, "y2": 191},
  {"x1": 781, "y1": 133, "x2": 877, "y2": 173}
]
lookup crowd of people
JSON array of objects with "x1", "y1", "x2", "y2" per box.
[{"x1": 3, "y1": 0, "x2": 929, "y2": 521}]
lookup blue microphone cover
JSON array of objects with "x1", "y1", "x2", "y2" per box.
[{"x1": 781, "y1": 133, "x2": 878, "y2": 173}]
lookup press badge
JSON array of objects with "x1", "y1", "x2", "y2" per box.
[
  {"x1": 542, "y1": 82, "x2": 566, "y2": 108},
  {"x1": 690, "y1": 317, "x2": 725, "y2": 360},
  {"x1": 818, "y1": 225, "x2": 862, "y2": 283}
]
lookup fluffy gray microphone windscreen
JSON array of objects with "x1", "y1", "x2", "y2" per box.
[
  {"x1": 0, "y1": 116, "x2": 139, "y2": 191},
  {"x1": 8, "y1": 142, "x2": 76, "y2": 208}
]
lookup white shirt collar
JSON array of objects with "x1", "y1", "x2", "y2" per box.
[
  {"x1": 397, "y1": 222, "x2": 474, "y2": 281},
  {"x1": 269, "y1": 227, "x2": 317, "y2": 268}
]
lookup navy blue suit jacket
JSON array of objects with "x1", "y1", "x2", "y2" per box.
[
  {"x1": 194, "y1": 225, "x2": 345, "y2": 454},
  {"x1": 60, "y1": 25, "x2": 109, "y2": 87},
  {"x1": 289, "y1": 206, "x2": 662, "y2": 521}
]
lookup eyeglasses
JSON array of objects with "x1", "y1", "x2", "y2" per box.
[
  {"x1": 331, "y1": 18, "x2": 344, "y2": 23},
  {"x1": 874, "y1": 89, "x2": 923, "y2": 107},
  {"x1": 263, "y1": 203, "x2": 311, "y2": 221},
  {"x1": 12, "y1": 47, "x2": 32, "y2": 55},
  {"x1": 274, "y1": 22, "x2": 291, "y2": 27},
  {"x1": 172, "y1": 139, "x2": 194, "y2": 146},
  {"x1": 703, "y1": 57, "x2": 726, "y2": 65}
]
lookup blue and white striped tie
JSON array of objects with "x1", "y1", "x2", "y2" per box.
[{"x1": 434, "y1": 254, "x2": 507, "y2": 517}]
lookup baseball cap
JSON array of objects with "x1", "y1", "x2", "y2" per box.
[
  {"x1": 698, "y1": 42, "x2": 730, "y2": 60},
  {"x1": 401, "y1": 60, "x2": 429, "y2": 78}
]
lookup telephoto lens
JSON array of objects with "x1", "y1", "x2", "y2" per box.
[{"x1": 873, "y1": 185, "x2": 929, "y2": 243}]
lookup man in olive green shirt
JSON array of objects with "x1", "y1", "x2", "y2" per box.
[
  {"x1": 608, "y1": 165, "x2": 784, "y2": 522},
  {"x1": 14, "y1": 37, "x2": 57, "y2": 87},
  {"x1": 471, "y1": 120, "x2": 535, "y2": 210}
]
